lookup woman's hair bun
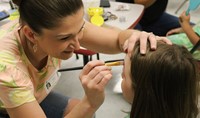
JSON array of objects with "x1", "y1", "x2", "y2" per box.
[{"x1": 12, "y1": 0, "x2": 22, "y2": 6}]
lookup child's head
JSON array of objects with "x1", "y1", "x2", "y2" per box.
[{"x1": 121, "y1": 41, "x2": 199, "y2": 118}]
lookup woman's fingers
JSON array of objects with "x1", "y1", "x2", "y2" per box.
[
  {"x1": 124, "y1": 31, "x2": 172, "y2": 57},
  {"x1": 80, "y1": 60, "x2": 104, "y2": 77},
  {"x1": 81, "y1": 64, "x2": 111, "y2": 81},
  {"x1": 156, "y1": 36, "x2": 172, "y2": 45},
  {"x1": 88, "y1": 70, "x2": 112, "y2": 86},
  {"x1": 138, "y1": 31, "x2": 149, "y2": 54},
  {"x1": 97, "y1": 73, "x2": 112, "y2": 88},
  {"x1": 123, "y1": 33, "x2": 136, "y2": 55},
  {"x1": 80, "y1": 60, "x2": 112, "y2": 90},
  {"x1": 141, "y1": 32, "x2": 156, "y2": 53}
]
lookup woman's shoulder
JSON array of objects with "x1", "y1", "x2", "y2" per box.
[
  {"x1": 0, "y1": 62, "x2": 35, "y2": 108},
  {"x1": 0, "y1": 27, "x2": 30, "y2": 82},
  {"x1": 0, "y1": 48, "x2": 31, "y2": 81},
  {"x1": 0, "y1": 19, "x2": 19, "y2": 37}
]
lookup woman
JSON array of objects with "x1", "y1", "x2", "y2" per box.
[{"x1": 0, "y1": 0, "x2": 170, "y2": 117}]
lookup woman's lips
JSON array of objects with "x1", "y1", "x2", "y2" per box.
[{"x1": 63, "y1": 50, "x2": 73, "y2": 53}]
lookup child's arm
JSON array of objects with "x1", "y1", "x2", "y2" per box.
[{"x1": 179, "y1": 11, "x2": 199, "y2": 45}]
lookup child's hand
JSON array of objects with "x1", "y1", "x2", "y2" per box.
[
  {"x1": 166, "y1": 27, "x2": 184, "y2": 36},
  {"x1": 179, "y1": 11, "x2": 190, "y2": 24},
  {"x1": 79, "y1": 60, "x2": 112, "y2": 109}
]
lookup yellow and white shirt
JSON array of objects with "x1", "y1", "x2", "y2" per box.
[{"x1": 0, "y1": 20, "x2": 61, "y2": 109}]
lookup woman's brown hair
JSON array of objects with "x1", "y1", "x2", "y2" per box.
[{"x1": 12, "y1": 0, "x2": 83, "y2": 34}]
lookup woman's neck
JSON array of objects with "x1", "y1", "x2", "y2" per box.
[{"x1": 19, "y1": 28, "x2": 48, "y2": 70}]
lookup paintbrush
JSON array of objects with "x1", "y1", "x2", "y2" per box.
[
  {"x1": 58, "y1": 61, "x2": 123, "y2": 72},
  {"x1": 104, "y1": 61, "x2": 123, "y2": 66}
]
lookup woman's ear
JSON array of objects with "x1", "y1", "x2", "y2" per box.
[{"x1": 22, "y1": 25, "x2": 38, "y2": 44}]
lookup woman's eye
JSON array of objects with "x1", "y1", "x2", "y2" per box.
[{"x1": 60, "y1": 36, "x2": 70, "y2": 41}]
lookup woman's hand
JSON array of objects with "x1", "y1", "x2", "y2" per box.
[
  {"x1": 123, "y1": 31, "x2": 172, "y2": 56},
  {"x1": 65, "y1": 60, "x2": 112, "y2": 118},
  {"x1": 79, "y1": 60, "x2": 112, "y2": 109}
]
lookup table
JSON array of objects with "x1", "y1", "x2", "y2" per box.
[
  {"x1": 0, "y1": 2, "x2": 11, "y2": 26},
  {"x1": 0, "y1": 1, "x2": 144, "y2": 29},
  {"x1": 77, "y1": 0, "x2": 144, "y2": 66},
  {"x1": 83, "y1": 0, "x2": 144, "y2": 30}
]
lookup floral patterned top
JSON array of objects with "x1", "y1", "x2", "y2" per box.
[{"x1": 0, "y1": 20, "x2": 61, "y2": 109}]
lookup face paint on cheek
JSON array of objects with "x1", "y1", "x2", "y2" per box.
[
  {"x1": 121, "y1": 65, "x2": 127, "y2": 94},
  {"x1": 122, "y1": 61, "x2": 127, "y2": 79}
]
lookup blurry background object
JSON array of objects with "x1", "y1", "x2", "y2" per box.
[
  {"x1": 175, "y1": 0, "x2": 189, "y2": 14},
  {"x1": 87, "y1": 7, "x2": 104, "y2": 26},
  {"x1": 186, "y1": 0, "x2": 200, "y2": 15}
]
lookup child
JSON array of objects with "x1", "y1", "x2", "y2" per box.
[
  {"x1": 167, "y1": 11, "x2": 199, "y2": 46},
  {"x1": 121, "y1": 41, "x2": 199, "y2": 118},
  {"x1": 167, "y1": 11, "x2": 200, "y2": 59}
]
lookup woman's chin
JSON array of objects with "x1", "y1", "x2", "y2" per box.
[
  {"x1": 56, "y1": 52, "x2": 74, "y2": 60},
  {"x1": 61, "y1": 53, "x2": 73, "y2": 60}
]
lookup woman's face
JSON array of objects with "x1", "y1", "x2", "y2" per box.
[
  {"x1": 121, "y1": 54, "x2": 134, "y2": 103},
  {"x1": 34, "y1": 8, "x2": 85, "y2": 60}
]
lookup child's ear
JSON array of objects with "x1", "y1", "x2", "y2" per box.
[{"x1": 22, "y1": 25, "x2": 38, "y2": 44}]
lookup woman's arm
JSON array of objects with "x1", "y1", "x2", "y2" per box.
[
  {"x1": 80, "y1": 22, "x2": 121, "y2": 54},
  {"x1": 7, "y1": 61, "x2": 111, "y2": 118},
  {"x1": 81, "y1": 22, "x2": 171, "y2": 56},
  {"x1": 64, "y1": 97, "x2": 97, "y2": 118},
  {"x1": 6, "y1": 101, "x2": 46, "y2": 118}
]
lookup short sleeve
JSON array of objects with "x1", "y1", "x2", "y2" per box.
[
  {"x1": 0, "y1": 19, "x2": 19, "y2": 39},
  {"x1": 0, "y1": 65, "x2": 36, "y2": 108}
]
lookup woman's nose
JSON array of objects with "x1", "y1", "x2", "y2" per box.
[{"x1": 72, "y1": 35, "x2": 81, "y2": 50}]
